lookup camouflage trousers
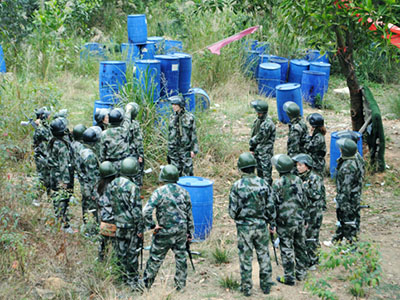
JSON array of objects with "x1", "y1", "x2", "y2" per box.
[
  {"x1": 255, "y1": 153, "x2": 273, "y2": 185},
  {"x1": 98, "y1": 235, "x2": 115, "y2": 262},
  {"x1": 51, "y1": 189, "x2": 71, "y2": 227},
  {"x1": 169, "y1": 149, "x2": 193, "y2": 177},
  {"x1": 277, "y1": 224, "x2": 308, "y2": 282},
  {"x1": 236, "y1": 223, "x2": 274, "y2": 294},
  {"x1": 143, "y1": 229, "x2": 187, "y2": 289},
  {"x1": 114, "y1": 228, "x2": 141, "y2": 285},
  {"x1": 35, "y1": 156, "x2": 50, "y2": 190},
  {"x1": 333, "y1": 206, "x2": 360, "y2": 243},
  {"x1": 306, "y1": 206, "x2": 324, "y2": 266},
  {"x1": 81, "y1": 184, "x2": 98, "y2": 223}
]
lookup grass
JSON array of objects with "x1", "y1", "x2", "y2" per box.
[
  {"x1": 211, "y1": 246, "x2": 231, "y2": 265},
  {"x1": 218, "y1": 274, "x2": 240, "y2": 291}
]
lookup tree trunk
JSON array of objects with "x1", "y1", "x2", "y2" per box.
[{"x1": 334, "y1": 27, "x2": 365, "y2": 131}]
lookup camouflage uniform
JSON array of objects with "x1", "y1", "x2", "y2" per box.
[
  {"x1": 229, "y1": 174, "x2": 276, "y2": 295},
  {"x1": 47, "y1": 137, "x2": 74, "y2": 227},
  {"x1": 78, "y1": 144, "x2": 100, "y2": 222},
  {"x1": 142, "y1": 183, "x2": 194, "y2": 290},
  {"x1": 106, "y1": 176, "x2": 143, "y2": 285},
  {"x1": 287, "y1": 117, "x2": 309, "y2": 157},
  {"x1": 273, "y1": 174, "x2": 309, "y2": 282},
  {"x1": 33, "y1": 120, "x2": 52, "y2": 190},
  {"x1": 249, "y1": 115, "x2": 276, "y2": 185},
  {"x1": 304, "y1": 130, "x2": 326, "y2": 175},
  {"x1": 168, "y1": 110, "x2": 199, "y2": 176},
  {"x1": 299, "y1": 170, "x2": 326, "y2": 267},
  {"x1": 97, "y1": 180, "x2": 115, "y2": 261},
  {"x1": 127, "y1": 119, "x2": 145, "y2": 186},
  {"x1": 332, "y1": 157, "x2": 362, "y2": 243}
]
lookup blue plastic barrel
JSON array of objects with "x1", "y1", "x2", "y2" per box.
[
  {"x1": 0, "y1": 44, "x2": 6, "y2": 73},
  {"x1": 183, "y1": 90, "x2": 196, "y2": 112},
  {"x1": 244, "y1": 49, "x2": 260, "y2": 78},
  {"x1": 164, "y1": 40, "x2": 183, "y2": 53},
  {"x1": 135, "y1": 59, "x2": 161, "y2": 103},
  {"x1": 127, "y1": 14, "x2": 147, "y2": 44},
  {"x1": 147, "y1": 36, "x2": 165, "y2": 54},
  {"x1": 306, "y1": 49, "x2": 329, "y2": 63},
  {"x1": 255, "y1": 41, "x2": 270, "y2": 54},
  {"x1": 310, "y1": 62, "x2": 331, "y2": 92},
  {"x1": 121, "y1": 43, "x2": 141, "y2": 62},
  {"x1": 243, "y1": 39, "x2": 258, "y2": 50},
  {"x1": 154, "y1": 54, "x2": 180, "y2": 98},
  {"x1": 190, "y1": 87, "x2": 211, "y2": 111},
  {"x1": 178, "y1": 176, "x2": 214, "y2": 241},
  {"x1": 80, "y1": 43, "x2": 106, "y2": 60},
  {"x1": 155, "y1": 98, "x2": 172, "y2": 134},
  {"x1": 93, "y1": 100, "x2": 113, "y2": 125},
  {"x1": 258, "y1": 63, "x2": 281, "y2": 97},
  {"x1": 172, "y1": 53, "x2": 192, "y2": 94},
  {"x1": 269, "y1": 57, "x2": 289, "y2": 83},
  {"x1": 139, "y1": 42, "x2": 155, "y2": 59},
  {"x1": 301, "y1": 70, "x2": 325, "y2": 107},
  {"x1": 288, "y1": 59, "x2": 310, "y2": 84},
  {"x1": 276, "y1": 83, "x2": 303, "y2": 124},
  {"x1": 99, "y1": 61, "x2": 127, "y2": 103},
  {"x1": 329, "y1": 131, "x2": 363, "y2": 178}
]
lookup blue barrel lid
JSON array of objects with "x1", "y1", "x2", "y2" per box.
[
  {"x1": 276, "y1": 83, "x2": 301, "y2": 90},
  {"x1": 148, "y1": 36, "x2": 164, "y2": 41},
  {"x1": 154, "y1": 54, "x2": 179, "y2": 60},
  {"x1": 246, "y1": 49, "x2": 260, "y2": 54},
  {"x1": 100, "y1": 60, "x2": 126, "y2": 65},
  {"x1": 171, "y1": 52, "x2": 192, "y2": 58},
  {"x1": 136, "y1": 59, "x2": 160, "y2": 64},
  {"x1": 290, "y1": 59, "x2": 310, "y2": 66},
  {"x1": 331, "y1": 130, "x2": 361, "y2": 138},
  {"x1": 128, "y1": 14, "x2": 146, "y2": 18},
  {"x1": 269, "y1": 57, "x2": 289, "y2": 63},
  {"x1": 183, "y1": 90, "x2": 194, "y2": 96},
  {"x1": 260, "y1": 62, "x2": 281, "y2": 70},
  {"x1": 310, "y1": 61, "x2": 331, "y2": 67},
  {"x1": 303, "y1": 70, "x2": 325, "y2": 76},
  {"x1": 178, "y1": 176, "x2": 214, "y2": 187}
]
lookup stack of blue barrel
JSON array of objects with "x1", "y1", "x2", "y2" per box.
[
  {"x1": 80, "y1": 43, "x2": 107, "y2": 60},
  {"x1": 0, "y1": 44, "x2": 6, "y2": 73}
]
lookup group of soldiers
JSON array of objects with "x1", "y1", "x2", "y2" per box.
[{"x1": 29, "y1": 95, "x2": 364, "y2": 295}]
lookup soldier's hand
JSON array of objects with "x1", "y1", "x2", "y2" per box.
[
  {"x1": 269, "y1": 226, "x2": 276, "y2": 234},
  {"x1": 187, "y1": 233, "x2": 192, "y2": 242},
  {"x1": 137, "y1": 233, "x2": 143, "y2": 238},
  {"x1": 191, "y1": 151, "x2": 195, "y2": 158},
  {"x1": 154, "y1": 224, "x2": 163, "y2": 234},
  {"x1": 138, "y1": 157, "x2": 143, "y2": 163}
]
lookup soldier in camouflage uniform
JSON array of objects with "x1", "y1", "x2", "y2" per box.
[
  {"x1": 229, "y1": 152, "x2": 276, "y2": 296},
  {"x1": 336, "y1": 131, "x2": 365, "y2": 179},
  {"x1": 32, "y1": 107, "x2": 52, "y2": 192},
  {"x1": 71, "y1": 124, "x2": 86, "y2": 172},
  {"x1": 293, "y1": 153, "x2": 326, "y2": 268},
  {"x1": 283, "y1": 102, "x2": 309, "y2": 158},
  {"x1": 47, "y1": 118, "x2": 74, "y2": 232},
  {"x1": 304, "y1": 113, "x2": 327, "y2": 176},
  {"x1": 106, "y1": 157, "x2": 143, "y2": 288},
  {"x1": 78, "y1": 127, "x2": 101, "y2": 223},
  {"x1": 167, "y1": 95, "x2": 199, "y2": 176},
  {"x1": 94, "y1": 108, "x2": 110, "y2": 131},
  {"x1": 97, "y1": 161, "x2": 117, "y2": 261},
  {"x1": 249, "y1": 100, "x2": 276, "y2": 185},
  {"x1": 100, "y1": 107, "x2": 132, "y2": 174},
  {"x1": 272, "y1": 154, "x2": 308, "y2": 285},
  {"x1": 124, "y1": 102, "x2": 144, "y2": 186},
  {"x1": 142, "y1": 164, "x2": 194, "y2": 291},
  {"x1": 332, "y1": 138, "x2": 363, "y2": 243}
]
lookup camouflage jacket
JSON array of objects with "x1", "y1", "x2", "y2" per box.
[
  {"x1": 143, "y1": 183, "x2": 194, "y2": 235},
  {"x1": 100, "y1": 123, "x2": 131, "y2": 162},
  {"x1": 336, "y1": 157, "x2": 362, "y2": 210},
  {"x1": 106, "y1": 176, "x2": 143, "y2": 231},
  {"x1": 299, "y1": 169, "x2": 326, "y2": 213},
  {"x1": 71, "y1": 140, "x2": 85, "y2": 171},
  {"x1": 47, "y1": 137, "x2": 74, "y2": 190},
  {"x1": 287, "y1": 117, "x2": 309, "y2": 157},
  {"x1": 355, "y1": 152, "x2": 365, "y2": 180},
  {"x1": 168, "y1": 110, "x2": 199, "y2": 154},
  {"x1": 128, "y1": 120, "x2": 144, "y2": 158},
  {"x1": 33, "y1": 121, "x2": 51, "y2": 161},
  {"x1": 229, "y1": 173, "x2": 276, "y2": 227},
  {"x1": 98, "y1": 188, "x2": 114, "y2": 223},
  {"x1": 79, "y1": 145, "x2": 100, "y2": 195},
  {"x1": 249, "y1": 115, "x2": 276, "y2": 157},
  {"x1": 273, "y1": 173, "x2": 307, "y2": 227},
  {"x1": 304, "y1": 131, "x2": 326, "y2": 174}
]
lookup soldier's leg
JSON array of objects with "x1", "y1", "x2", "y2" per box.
[
  {"x1": 307, "y1": 210, "x2": 323, "y2": 267},
  {"x1": 254, "y1": 225, "x2": 274, "y2": 292},
  {"x1": 169, "y1": 151, "x2": 183, "y2": 176},
  {"x1": 259, "y1": 155, "x2": 273, "y2": 185},
  {"x1": 342, "y1": 208, "x2": 358, "y2": 243},
  {"x1": 143, "y1": 232, "x2": 171, "y2": 288},
  {"x1": 52, "y1": 189, "x2": 71, "y2": 227},
  {"x1": 182, "y1": 150, "x2": 193, "y2": 177},
  {"x1": 114, "y1": 229, "x2": 130, "y2": 282},
  {"x1": 237, "y1": 225, "x2": 254, "y2": 295},
  {"x1": 126, "y1": 230, "x2": 140, "y2": 285},
  {"x1": 293, "y1": 225, "x2": 308, "y2": 280},
  {"x1": 332, "y1": 208, "x2": 345, "y2": 242},
  {"x1": 277, "y1": 226, "x2": 295, "y2": 283},
  {"x1": 171, "y1": 232, "x2": 188, "y2": 290}
]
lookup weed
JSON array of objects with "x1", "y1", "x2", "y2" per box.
[
  {"x1": 211, "y1": 246, "x2": 230, "y2": 264},
  {"x1": 218, "y1": 274, "x2": 240, "y2": 291}
]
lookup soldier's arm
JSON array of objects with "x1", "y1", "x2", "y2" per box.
[
  {"x1": 133, "y1": 124, "x2": 144, "y2": 158},
  {"x1": 191, "y1": 116, "x2": 199, "y2": 154},
  {"x1": 142, "y1": 190, "x2": 159, "y2": 230},
  {"x1": 130, "y1": 185, "x2": 144, "y2": 233},
  {"x1": 336, "y1": 167, "x2": 354, "y2": 211},
  {"x1": 228, "y1": 184, "x2": 240, "y2": 220},
  {"x1": 86, "y1": 154, "x2": 100, "y2": 187},
  {"x1": 185, "y1": 191, "x2": 195, "y2": 236},
  {"x1": 265, "y1": 186, "x2": 277, "y2": 228},
  {"x1": 58, "y1": 144, "x2": 72, "y2": 185},
  {"x1": 288, "y1": 126, "x2": 301, "y2": 155}
]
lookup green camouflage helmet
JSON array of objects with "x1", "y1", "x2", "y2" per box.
[
  {"x1": 159, "y1": 164, "x2": 179, "y2": 183},
  {"x1": 272, "y1": 154, "x2": 294, "y2": 174},
  {"x1": 237, "y1": 152, "x2": 257, "y2": 170},
  {"x1": 283, "y1": 101, "x2": 300, "y2": 119},
  {"x1": 292, "y1": 153, "x2": 314, "y2": 168},
  {"x1": 35, "y1": 107, "x2": 51, "y2": 120},
  {"x1": 251, "y1": 99, "x2": 269, "y2": 113},
  {"x1": 73, "y1": 124, "x2": 87, "y2": 141},
  {"x1": 50, "y1": 118, "x2": 67, "y2": 136},
  {"x1": 126, "y1": 102, "x2": 140, "y2": 120},
  {"x1": 336, "y1": 138, "x2": 357, "y2": 157},
  {"x1": 82, "y1": 128, "x2": 99, "y2": 144},
  {"x1": 120, "y1": 157, "x2": 140, "y2": 177},
  {"x1": 99, "y1": 161, "x2": 117, "y2": 178},
  {"x1": 169, "y1": 95, "x2": 185, "y2": 107},
  {"x1": 336, "y1": 130, "x2": 359, "y2": 143},
  {"x1": 307, "y1": 113, "x2": 324, "y2": 127},
  {"x1": 109, "y1": 108, "x2": 124, "y2": 125}
]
